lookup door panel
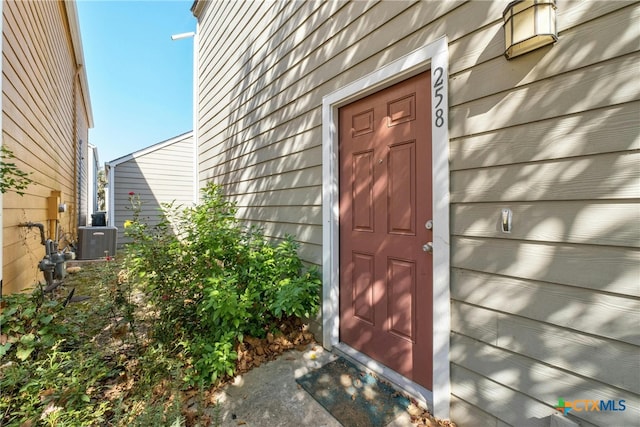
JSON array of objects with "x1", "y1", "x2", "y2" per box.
[
  {"x1": 352, "y1": 252, "x2": 375, "y2": 324},
  {"x1": 388, "y1": 141, "x2": 416, "y2": 235},
  {"x1": 352, "y1": 151, "x2": 374, "y2": 232},
  {"x1": 339, "y1": 71, "x2": 433, "y2": 389},
  {"x1": 387, "y1": 257, "x2": 416, "y2": 341}
]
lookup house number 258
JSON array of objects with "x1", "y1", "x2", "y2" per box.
[{"x1": 433, "y1": 67, "x2": 445, "y2": 128}]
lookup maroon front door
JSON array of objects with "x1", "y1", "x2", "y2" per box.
[{"x1": 339, "y1": 72, "x2": 433, "y2": 389}]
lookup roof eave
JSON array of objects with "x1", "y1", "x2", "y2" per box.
[
  {"x1": 105, "y1": 131, "x2": 194, "y2": 168},
  {"x1": 64, "y1": 0, "x2": 94, "y2": 129},
  {"x1": 191, "y1": 0, "x2": 206, "y2": 18}
]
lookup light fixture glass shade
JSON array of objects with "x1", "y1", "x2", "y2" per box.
[{"x1": 503, "y1": 0, "x2": 557, "y2": 59}]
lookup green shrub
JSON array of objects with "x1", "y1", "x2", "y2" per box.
[
  {"x1": 0, "y1": 291, "x2": 111, "y2": 426},
  {"x1": 0, "y1": 292, "x2": 68, "y2": 362},
  {"x1": 124, "y1": 183, "x2": 320, "y2": 386}
]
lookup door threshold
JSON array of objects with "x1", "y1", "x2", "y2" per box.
[{"x1": 332, "y1": 342, "x2": 433, "y2": 412}]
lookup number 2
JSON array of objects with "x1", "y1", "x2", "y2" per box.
[{"x1": 433, "y1": 67, "x2": 445, "y2": 128}]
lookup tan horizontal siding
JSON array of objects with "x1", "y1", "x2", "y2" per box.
[
  {"x1": 448, "y1": 0, "x2": 631, "y2": 75},
  {"x1": 452, "y1": 236, "x2": 639, "y2": 296},
  {"x1": 200, "y1": 2, "x2": 452, "y2": 153},
  {"x1": 213, "y1": 167, "x2": 322, "y2": 200},
  {"x1": 228, "y1": 187, "x2": 322, "y2": 207},
  {"x1": 454, "y1": 333, "x2": 639, "y2": 426},
  {"x1": 194, "y1": 0, "x2": 640, "y2": 424},
  {"x1": 111, "y1": 136, "x2": 193, "y2": 246},
  {"x1": 451, "y1": 268, "x2": 639, "y2": 345},
  {"x1": 3, "y1": 256, "x2": 44, "y2": 295},
  {"x1": 450, "y1": 102, "x2": 640, "y2": 170},
  {"x1": 197, "y1": 1, "x2": 280, "y2": 96},
  {"x1": 236, "y1": 205, "x2": 321, "y2": 226},
  {"x1": 202, "y1": 127, "x2": 321, "y2": 180},
  {"x1": 198, "y1": 109, "x2": 324, "y2": 170},
  {"x1": 6, "y1": 2, "x2": 72, "y2": 125},
  {"x1": 3, "y1": 228, "x2": 45, "y2": 266},
  {"x1": 211, "y1": 145, "x2": 322, "y2": 186},
  {"x1": 451, "y1": 151, "x2": 640, "y2": 203},
  {"x1": 114, "y1": 169, "x2": 194, "y2": 180},
  {"x1": 2, "y1": 0, "x2": 88, "y2": 294},
  {"x1": 134, "y1": 151, "x2": 193, "y2": 166},
  {"x1": 197, "y1": 1, "x2": 376, "y2": 146},
  {"x1": 449, "y1": 4, "x2": 640, "y2": 107},
  {"x1": 241, "y1": 220, "x2": 322, "y2": 246},
  {"x1": 450, "y1": 54, "x2": 639, "y2": 139},
  {"x1": 199, "y1": 1, "x2": 462, "y2": 166},
  {"x1": 452, "y1": 201, "x2": 640, "y2": 247},
  {"x1": 197, "y1": 1, "x2": 328, "y2": 127},
  {"x1": 451, "y1": 301, "x2": 640, "y2": 394},
  {"x1": 115, "y1": 164, "x2": 195, "y2": 178},
  {"x1": 451, "y1": 341, "x2": 621, "y2": 427},
  {"x1": 2, "y1": 55, "x2": 73, "y2": 180}
]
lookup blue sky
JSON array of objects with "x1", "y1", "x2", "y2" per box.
[{"x1": 76, "y1": 0, "x2": 196, "y2": 165}]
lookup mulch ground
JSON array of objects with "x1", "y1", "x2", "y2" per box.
[{"x1": 65, "y1": 262, "x2": 456, "y2": 426}]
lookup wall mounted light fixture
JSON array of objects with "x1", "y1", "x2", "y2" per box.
[{"x1": 503, "y1": 0, "x2": 557, "y2": 59}]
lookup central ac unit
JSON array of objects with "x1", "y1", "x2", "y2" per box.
[{"x1": 77, "y1": 226, "x2": 117, "y2": 260}]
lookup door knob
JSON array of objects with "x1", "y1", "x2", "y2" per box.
[{"x1": 422, "y1": 242, "x2": 433, "y2": 253}]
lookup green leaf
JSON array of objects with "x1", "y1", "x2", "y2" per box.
[
  {"x1": 39, "y1": 314, "x2": 54, "y2": 325},
  {"x1": 0, "y1": 342, "x2": 12, "y2": 357},
  {"x1": 16, "y1": 345, "x2": 34, "y2": 361},
  {"x1": 19, "y1": 333, "x2": 36, "y2": 345},
  {"x1": 2, "y1": 306, "x2": 18, "y2": 317}
]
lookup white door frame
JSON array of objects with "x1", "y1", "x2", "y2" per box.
[{"x1": 321, "y1": 36, "x2": 451, "y2": 420}]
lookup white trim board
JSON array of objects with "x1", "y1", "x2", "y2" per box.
[
  {"x1": 321, "y1": 36, "x2": 451, "y2": 420},
  {"x1": 64, "y1": 0, "x2": 93, "y2": 128}
]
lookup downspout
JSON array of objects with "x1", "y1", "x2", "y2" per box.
[
  {"x1": 191, "y1": 0, "x2": 203, "y2": 204},
  {"x1": 171, "y1": 26, "x2": 199, "y2": 205},
  {"x1": 72, "y1": 65, "x2": 81, "y2": 235},
  {"x1": 106, "y1": 163, "x2": 115, "y2": 227},
  {"x1": 193, "y1": 28, "x2": 199, "y2": 204}
]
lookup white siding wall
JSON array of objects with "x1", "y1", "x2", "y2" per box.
[
  {"x1": 110, "y1": 133, "x2": 194, "y2": 247},
  {"x1": 194, "y1": 1, "x2": 640, "y2": 425}
]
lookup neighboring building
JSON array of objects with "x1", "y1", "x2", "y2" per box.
[
  {"x1": 106, "y1": 131, "x2": 195, "y2": 246},
  {"x1": 191, "y1": 1, "x2": 639, "y2": 426},
  {"x1": 1, "y1": 0, "x2": 93, "y2": 295}
]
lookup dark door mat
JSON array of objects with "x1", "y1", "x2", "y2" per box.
[{"x1": 296, "y1": 357, "x2": 410, "y2": 427}]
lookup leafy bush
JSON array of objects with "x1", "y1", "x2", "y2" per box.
[
  {"x1": 0, "y1": 292, "x2": 69, "y2": 362},
  {"x1": 0, "y1": 146, "x2": 32, "y2": 195},
  {"x1": 124, "y1": 183, "x2": 320, "y2": 386},
  {"x1": 0, "y1": 183, "x2": 319, "y2": 425}
]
